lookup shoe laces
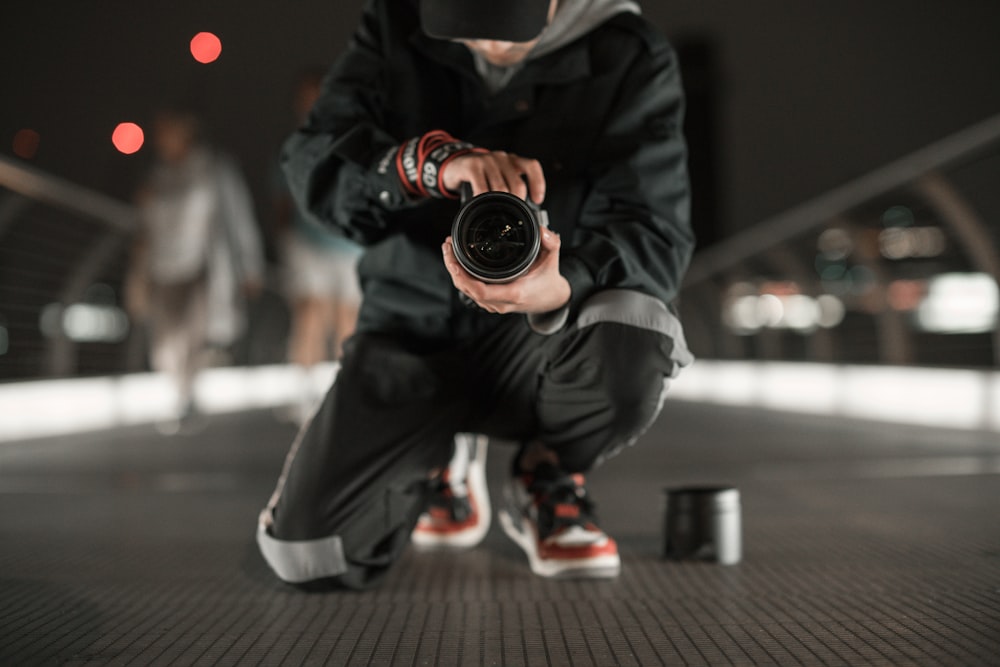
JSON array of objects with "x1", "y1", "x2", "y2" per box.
[
  {"x1": 525, "y1": 464, "x2": 597, "y2": 541},
  {"x1": 427, "y1": 469, "x2": 472, "y2": 523}
]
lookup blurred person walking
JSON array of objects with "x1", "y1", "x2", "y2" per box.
[
  {"x1": 275, "y1": 69, "x2": 363, "y2": 422},
  {"x1": 126, "y1": 107, "x2": 265, "y2": 432}
]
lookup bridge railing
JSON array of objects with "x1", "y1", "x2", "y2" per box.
[
  {"x1": 679, "y1": 113, "x2": 1000, "y2": 367},
  {"x1": 0, "y1": 156, "x2": 139, "y2": 379}
]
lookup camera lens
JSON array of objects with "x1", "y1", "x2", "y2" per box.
[{"x1": 451, "y1": 192, "x2": 541, "y2": 283}]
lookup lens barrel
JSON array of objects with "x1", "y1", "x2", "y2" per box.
[{"x1": 450, "y1": 191, "x2": 541, "y2": 283}]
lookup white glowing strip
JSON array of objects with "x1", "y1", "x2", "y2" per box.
[
  {"x1": 0, "y1": 377, "x2": 120, "y2": 439},
  {"x1": 669, "y1": 360, "x2": 1000, "y2": 431},
  {"x1": 0, "y1": 363, "x2": 338, "y2": 442},
  {"x1": 1, "y1": 360, "x2": 998, "y2": 442},
  {"x1": 838, "y1": 366, "x2": 984, "y2": 429},
  {"x1": 757, "y1": 362, "x2": 839, "y2": 414}
]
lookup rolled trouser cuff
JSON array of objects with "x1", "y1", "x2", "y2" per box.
[{"x1": 257, "y1": 509, "x2": 348, "y2": 584}]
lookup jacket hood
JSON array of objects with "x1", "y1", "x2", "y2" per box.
[
  {"x1": 530, "y1": 0, "x2": 641, "y2": 60},
  {"x1": 471, "y1": 0, "x2": 641, "y2": 93}
]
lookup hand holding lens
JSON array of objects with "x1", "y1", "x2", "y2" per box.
[{"x1": 450, "y1": 184, "x2": 546, "y2": 283}]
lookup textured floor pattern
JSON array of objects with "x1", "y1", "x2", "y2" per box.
[{"x1": 1, "y1": 401, "x2": 999, "y2": 666}]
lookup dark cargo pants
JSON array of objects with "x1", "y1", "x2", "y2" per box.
[{"x1": 257, "y1": 289, "x2": 692, "y2": 589}]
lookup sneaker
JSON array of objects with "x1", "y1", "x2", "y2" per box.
[
  {"x1": 412, "y1": 433, "x2": 491, "y2": 548},
  {"x1": 499, "y1": 462, "x2": 620, "y2": 578}
]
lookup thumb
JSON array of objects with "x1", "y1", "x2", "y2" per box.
[{"x1": 540, "y1": 227, "x2": 561, "y2": 252}]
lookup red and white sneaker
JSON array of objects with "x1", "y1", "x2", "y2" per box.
[
  {"x1": 499, "y1": 462, "x2": 620, "y2": 578},
  {"x1": 412, "y1": 433, "x2": 491, "y2": 549}
]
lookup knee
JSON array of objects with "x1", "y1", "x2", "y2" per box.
[
  {"x1": 541, "y1": 290, "x2": 690, "y2": 449},
  {"x1": 571, "y1": 288, "x2": 692, "y2": 397},
  {"x1": 590, "y1": 324, "x2": 670, "y2": 433},
  {"x1": 565, "y1": 318, "x2": 674, "y2": 395},
  {"x1": 541, "y1": 320, "x2": 669, "y2": 433}
]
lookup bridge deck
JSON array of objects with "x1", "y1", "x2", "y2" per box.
[{"x1": 2, "y1": 400, "x2": 998, "y2": 665}]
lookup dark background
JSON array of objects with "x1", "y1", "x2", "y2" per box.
[{"x1": 3, "y1": 0, "x2": 999, "y2": 251}]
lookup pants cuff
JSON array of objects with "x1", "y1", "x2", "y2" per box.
[{"x1": 256, "y1": 509, "x2": 348, "y2": 584}]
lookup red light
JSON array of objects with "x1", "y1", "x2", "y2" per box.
[
  {"x1": 190, "y1": 32, "x2": 222, "y2": 64},
  {"x1": 112, "y1": 122, "x2": 144, "y2": 155},
  {"x1": 12, "y1": 128, "x2": 41, "y2": 159}
]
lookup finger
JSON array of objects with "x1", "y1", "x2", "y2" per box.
[
  {"x1": 441, "y1": 239, "x2": 464, "y2": 280},
  {"x1": 518, "y1": 157, "x2": 546, "y2": 204},
  {"x1": 539, "y1": 227, "x2": 561, "y2": 252},
  {"x1": 481, "y1": 159, "x2": 508, "y2": 194},
  {"x1": 508, "y1": 169, "x2": 530, "y2": 201},
  {"x1": 442, "y1": 239, "x2": 485, "y2": 301},
  {"x1": 465, "y1": 172, "x2": 489, "y2": 198},
  {"x1": 498, "y1": 154, "x2": 528, "y2": 200}
]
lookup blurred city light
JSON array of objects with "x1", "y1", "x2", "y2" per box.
[
  {"x1": 817, "y1": 227, "x2": 852, "y2": 261},
  {"x1": 112, "y1": 122, "x2": 144, "y2": 154},
  {"x1": 886, "y1": 279, "x2": 926, "y2": 311},
  {"x1": 881, "y1": 204, "x2": 915, "y2": 228},
  {"x1": 12, "y1": 128, "x2": 40, "y2": 159},
  {"x1": 916, "y1": 272, "x2": 999, "y2": 334},
  {"x1": 63, "y1": 304, "x2": 130, "y2": 342},
  {"x1": 847, "y1": 265, "x2": 876, "y2": 296},
  {"x1": 190, "y1": 32, "x2": 222, "y2": 64},
  {"x1": 879, "y1": 226, "x2": 946, "y2": 259},
  {"x1": 39, "y1": 302, "x2": 130, "y2": 343},
  {"x1": 816, "y1": 256, "x2": 846, "y2": 278},
  {"x1": 722, "y1": 282, "x2": 845, "y2": 334},
  {"x1": 815, "y1": 294, "x2": 846, "y2": 328}
]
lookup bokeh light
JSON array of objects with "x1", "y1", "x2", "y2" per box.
[
  {"x1": 879, "y1": 226, "x2": 946, "y2": 259},
  {"x1": 881, "y1": 204, "x2": 915, "y2": 228},
  {"x1": 12, "y1": 128, "x2": 41, "y2": 159},
  {"x1": 887, "y1": 279, "x2": 926, "y2": 311},
  {"x1": 112, "y1": 122, "x2": 144, "y2": 155},
  {"x1": 722, "y1": 282, "x2": 846, "y2": 335},
  {"x1": 817, "y1": 227, "x2": 852, "y2": 261},
  {"x1": 190, "y1": 32, "x2": 222, "y2": 64},
  {"x1": 916, "y1": 273, "x2": 999, "y2": 334}
]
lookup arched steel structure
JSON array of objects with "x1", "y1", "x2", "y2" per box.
[{"x1": 681, "y1": 113, "x2": 1000, "y2": 365}]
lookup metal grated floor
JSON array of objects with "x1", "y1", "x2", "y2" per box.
[{"x1": 1, "y1": 400, "x2": 998, "y2": 666}]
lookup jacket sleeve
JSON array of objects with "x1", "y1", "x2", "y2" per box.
[
  {"x1": 559, "y1": 34, "x2": 695, "y2": 314},
  {"x1": 280, "y1": 1, "x2": 413, "y2": 246},
  {"x1": 216, "y1": 154, "x2": 265, "y2": 284}
]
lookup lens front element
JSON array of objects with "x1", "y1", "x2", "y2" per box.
[{"x1": 451, "y1": 192, "x2": 541, "y2": 283}]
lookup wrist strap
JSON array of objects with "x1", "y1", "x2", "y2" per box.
[{"x1": 395, "y1": 130, "x2": 483, "y2": 199}]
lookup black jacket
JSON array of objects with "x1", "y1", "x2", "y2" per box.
[{"x1": 282, "y1": 0, "x2": 694, "y2": 341}]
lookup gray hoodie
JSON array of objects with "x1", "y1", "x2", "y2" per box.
[{"x1": 472, "y1": 0, "x2": 641, "y2": 94}]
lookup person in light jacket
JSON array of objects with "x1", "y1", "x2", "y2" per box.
[{"x1": 127, "y1": 108, "x2": 264, "y2": 427}]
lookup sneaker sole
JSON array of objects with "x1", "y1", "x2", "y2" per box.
[
  {"x1": 498, "y1": 509, "x2": 621, "y2": 579},
  {"x1": 412, "y1": 434, "x2": 491, "y2": 549}
]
